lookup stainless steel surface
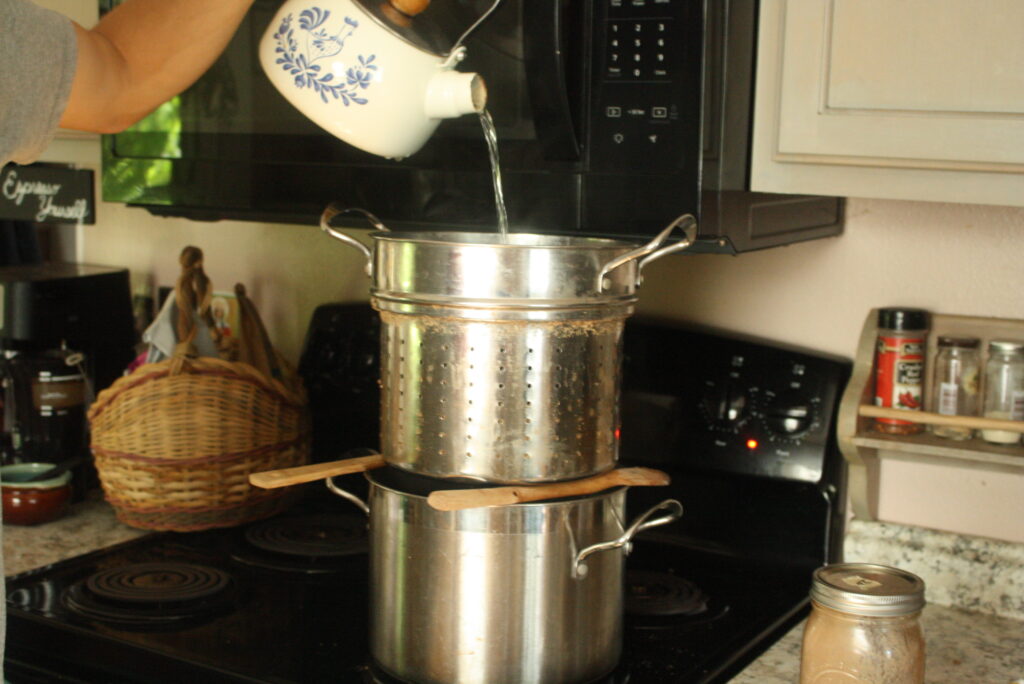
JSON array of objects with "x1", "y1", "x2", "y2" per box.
[
  {"x1": 378, "y1": 310, "x2": 625, "y2": 482},
  {"x1": 328, "y1": 472, "x2": 681, "y2": 684},
  {"x1": 320, "y1": 203, "x2": 698, "y2": 310},
  {"x1": 369, "y1": 231, "x2": 646, "y2": 310},
  {"x1": 320, "y1": 207, "x2": 700, "y2": 480}
]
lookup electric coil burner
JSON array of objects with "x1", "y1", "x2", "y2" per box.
[
  {"x1": 62, "y1": 563, "x2": 234, "y2": 630},
  {"x1": 5, "y1": 312, "x2": 850, "y2": 683},
  {"x1": 625, "y1": 570, "x2": 727, "y2": 627},
  {"x1": 230, "y1": 513, "x2": 369, "y2": 574}
]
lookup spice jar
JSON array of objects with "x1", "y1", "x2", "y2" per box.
[
  {"x1": 981, "y1": 339, "x2": 1024, "y2": 445},
  {"x1": 928, "y1": 336, "x2": 981, "y2": 440},
  {"x1": 873, "y1": 308, "x2": 929, "y2": 434},
  {"x1": 800, "y1": 563, "x2": 926, "y2": 684}
]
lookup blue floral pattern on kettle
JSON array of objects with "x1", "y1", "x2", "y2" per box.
[{"x1": 273, "y1": 7, "x2": 377, "y2": 105}]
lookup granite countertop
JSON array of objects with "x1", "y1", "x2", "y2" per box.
[
  {"x1": 4, "y1": 502, "x2": 1024, "y2": 683},
  {"x1": 2, "y1": 493, "x2": 147, "y2": 577},
  {"x1": 735, "y1": 519, "x2": 1024, "y2": 683},
  {"x1": 733, "y1": 603, "x2": 1024, "y2": 683}
]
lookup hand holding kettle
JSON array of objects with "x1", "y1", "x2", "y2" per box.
[{"x1": 260, "y1": 0, "x2": 501, "y2": 159}]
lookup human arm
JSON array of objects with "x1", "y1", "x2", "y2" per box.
[{"x1": 59, "y1": 0, "x2": 254, "y2": 133}]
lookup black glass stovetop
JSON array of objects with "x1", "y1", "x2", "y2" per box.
[{"x1": 4, "y1": 499, "x2": 811, "y2": 684}]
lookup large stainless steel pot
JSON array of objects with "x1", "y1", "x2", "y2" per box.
[
  {"x1": 321, "y1": 206, "x2": 697, "y2": 482},
  {"x1": 327, "y1": 468, "x2": 683, "y2": 684}
]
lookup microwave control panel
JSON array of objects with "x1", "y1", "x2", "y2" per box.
[{"x1": 589, "y1": 0, "x2": 703, "y2": 175}]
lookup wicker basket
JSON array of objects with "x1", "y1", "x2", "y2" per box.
[
  {"x1": 88, "y1": 354, "x2": 309, "y2": 531},
  {"x1": 88, "y1": 247, "x2": 310, "y2": 531}
]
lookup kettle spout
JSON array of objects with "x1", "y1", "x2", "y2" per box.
[{"x1": 424, "y1": 71, "x2": 487, "y2": 119}]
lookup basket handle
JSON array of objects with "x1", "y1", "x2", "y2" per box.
[
  {"x1": 235, "y1": 282, "x2": 284, "y2": 382},
  {"x1": 171, "y1": 247, "x2": 223, "y2": 373}
]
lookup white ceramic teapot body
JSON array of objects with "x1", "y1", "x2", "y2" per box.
[{"x1": 260, "y1": 0, "x2": 487, "y2": 159}]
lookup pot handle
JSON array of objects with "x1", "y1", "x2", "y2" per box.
[
  {"x1": 597, "y1": 214, "x2": 698, "y2": 292},
  {"x1": 572, "y1": 498, "x2": 683, "y2": 579},
  {"x1": 325, "y1": 476, "x2": 370, "y2": 516},
  {"x1": 319, "y1": 203, "x2": 389, "y2": 278}
]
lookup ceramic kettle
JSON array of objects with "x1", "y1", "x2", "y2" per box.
[{"x1": 260, "y1": 0, "x2": 497, "y2": 159}]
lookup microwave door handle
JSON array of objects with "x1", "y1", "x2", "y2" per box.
[{"x1": 523, "y1": 0, "x2": 582, "y2": 161}]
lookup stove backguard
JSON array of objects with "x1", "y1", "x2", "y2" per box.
[{"x1": 620, "y1": 317, "x2": 850, "y2": 569}]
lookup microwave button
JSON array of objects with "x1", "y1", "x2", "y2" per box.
[
  {"x1": 606, "y1": 106, "x2": 623, "y2": 118},
  {"x1": 652, "y1": 107, "x2": 668, "y2": 119}
]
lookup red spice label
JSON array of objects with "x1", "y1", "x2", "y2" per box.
[{"x1": 874, "y1": 335, "x2": 924, "y2": 424}]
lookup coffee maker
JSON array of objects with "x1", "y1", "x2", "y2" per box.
[{"x1": 0, "y1": 263, "x2": 135, "y2": 494}]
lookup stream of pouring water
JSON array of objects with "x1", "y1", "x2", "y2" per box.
[{"x1": 479, "y1": 109, "x2": 509, "y2": 237}]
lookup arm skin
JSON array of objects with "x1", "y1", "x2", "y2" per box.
[{"x1": 59, "y1": 0, "x2": 255, "y2": 133}]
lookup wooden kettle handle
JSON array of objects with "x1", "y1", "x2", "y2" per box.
[
  {"x1": 249, "y1": 453, "x2": 385, "y2": 489},
  {"x1": 389, "y1": 0, "x2": 429, "y2": 16},
  {"x1": 427, "y1": 467, "x2": 671, "y2": 511}
]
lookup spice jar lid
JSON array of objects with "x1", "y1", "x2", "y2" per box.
[
  {"x1": 936, "y1": 335, "x2": 980, "y2": 349},
  {"x1": 877, "y1": 308, "x2": 929, "y2": 332},
  {"x1": 810, "y1": 563, "x2": 925, "y2": 617},
  {"x1": 988, "y1": 339, "x2": 1024, "y2": 354}
]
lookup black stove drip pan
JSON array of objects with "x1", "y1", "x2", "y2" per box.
[
  {"x1": 62, "y1": 562, "x2": 235, "y2": 630},
  {"x1": 625, "y1": 569, "x2": 730, "y2": 629},
  {"x1": 230, "y1": 512, "x2": 369, "y2": 574}
]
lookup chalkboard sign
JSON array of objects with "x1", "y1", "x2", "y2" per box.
[{"x1": 0, "y1": 163, "x2": 95, "y2": 224}]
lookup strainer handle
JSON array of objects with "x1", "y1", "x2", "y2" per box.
[
  {"x1": 597, "y1": 214, "x2": 698, "y2": 292},
  {"x1": 319, "y1": 203, "x2": 389, "y2": 278}
]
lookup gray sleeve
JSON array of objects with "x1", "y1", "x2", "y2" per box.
[{"x1": 0, "y1": 0, "x2": 78, "y2": 166}]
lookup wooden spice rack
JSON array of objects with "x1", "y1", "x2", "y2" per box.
[{"x1": 837, "y1": 309, "x2": 1024, "y2": 521}]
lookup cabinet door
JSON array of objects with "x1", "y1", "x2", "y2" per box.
[{"x1": 751, "y1": 0, "x2": 1024, "y2": 207}]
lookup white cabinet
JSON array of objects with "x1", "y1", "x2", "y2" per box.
[{"x1": 751, "y1": 0, "x2": 1024, "y2": 207}]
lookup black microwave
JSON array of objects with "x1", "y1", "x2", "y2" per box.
[{"x1": 100, "y1": 0, "x2": 842, "y2": 253}]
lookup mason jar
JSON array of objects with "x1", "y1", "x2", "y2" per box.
[
  {"x1": 800, "y1": 563, "x2": 926, "y2": 684},
  {"x1": 980, "y1": 339, "x2": 1024, "y2": 445},
  {"x1": 928, "y1": 336, "x2": 981, "y2": 440}
]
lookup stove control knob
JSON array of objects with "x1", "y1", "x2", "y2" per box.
[
  {"x1": 700, "y1": 380, "x2": 749, "y2": 430},
  {"x1": 762, "y1": 390, "x2": 815, "y2": 437}
]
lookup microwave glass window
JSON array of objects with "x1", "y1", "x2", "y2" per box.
[{"x1": 106, "y1": 0, "x2": 533, "y2": 157}]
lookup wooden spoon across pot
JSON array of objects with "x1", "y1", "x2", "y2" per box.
[
  {"x1": 249, "y1": 452, "x2": 385, "y2": 489},
  {"x1": 427, "y1": 467, "x2": 670, "y2": 511}
]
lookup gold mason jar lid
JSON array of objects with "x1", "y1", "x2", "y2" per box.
[{"x1": 810, "y1": 563, "x2": 925, "y2": 617}]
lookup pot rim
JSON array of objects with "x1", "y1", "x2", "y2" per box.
[
  {"x1": 364, "y1": 469, "x2": 626, "y2": 508},
  {"x1": 369, "y1": 230, "x2": 644, "y2": 251}
]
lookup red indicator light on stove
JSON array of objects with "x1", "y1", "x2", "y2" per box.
[
  {"x1": 746, "y1": 439, "x2": 759, "y2": 450},
  {"x1": 615, "y1": 427, "x2": 621, "y2": 441}
]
